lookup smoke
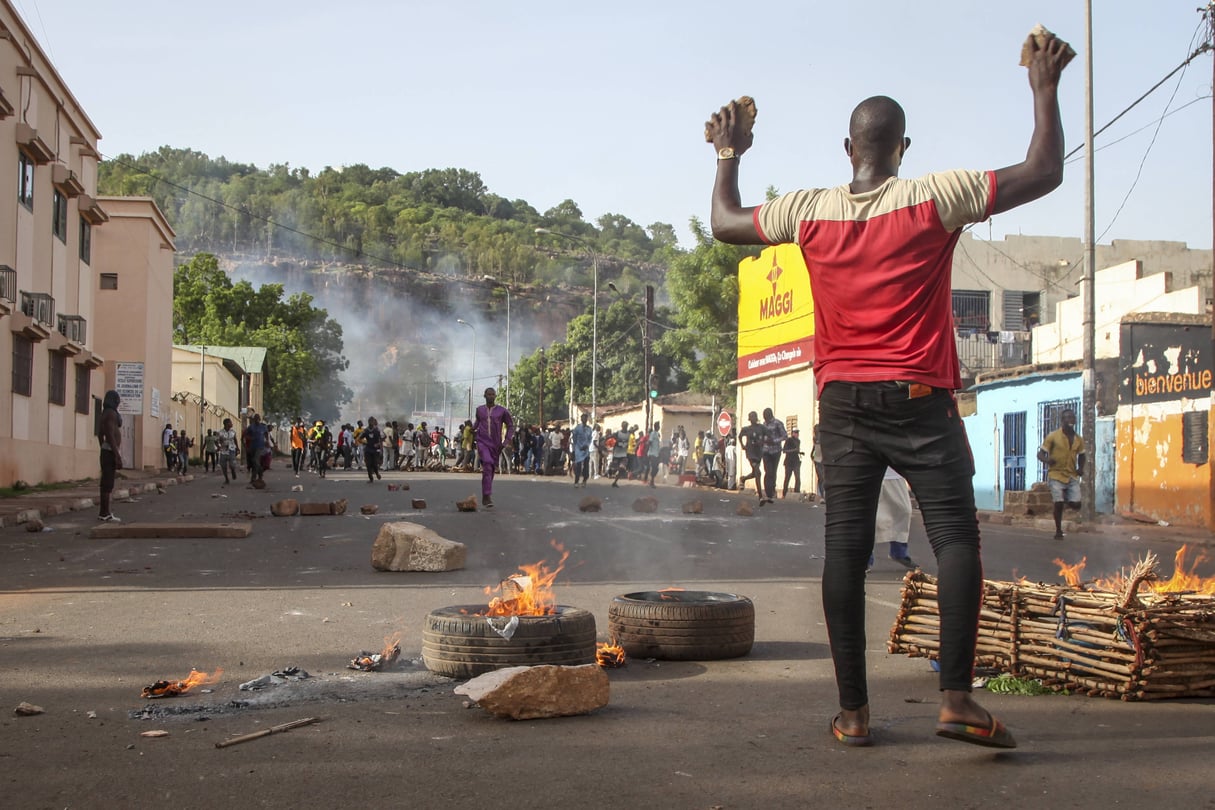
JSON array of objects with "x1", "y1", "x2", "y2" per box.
[{"x1": 228, "y1": 258, "x2": 575, "y2": 430}]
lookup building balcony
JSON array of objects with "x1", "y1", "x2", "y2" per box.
[
  {"x1": 0, "y1": 85, "x2": 13, "y2": 119},
  {"x1": 0, "y1": 265, "x2": 15, "y2": 304},
  {"x1": 57, "y1": 314, "x2": 86, "y2": 344},
  {"x1": 956, "y1": 331, "x2": 1032, "y2": 380},
  {"x1": 19, "y1": 290, "x2": 55, "y2": 326}
]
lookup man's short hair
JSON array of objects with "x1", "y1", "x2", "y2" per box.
[{"x1": 848, "y1": 95, "x2": 906, "y2": 156}]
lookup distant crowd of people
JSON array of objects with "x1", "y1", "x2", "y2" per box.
[{"x1": 162, "y1": 404, "x2": 815, "y2": 501}]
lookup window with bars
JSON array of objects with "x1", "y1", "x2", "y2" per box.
[
  {"x1": 100, "y1": 273, "x2": 118, "y2": 290},
  {"x1": 952, "y1": 290, "x2": 991, "y2": 331},
  {"x1": 12, "y1": 335, "x2": 33, "y2": 397},
  {"x1": 75, "y1": 364, "x2": 90, "y2": 414},
  {"x1": 49, "y1": 352, "x2": 66, "y2": 405},
  {"x1": 18, "y1": 152, "x2": 34, "y2": 210},
  {"x1": 52, "y1": 190, "x2": 67, "y2": 242}
]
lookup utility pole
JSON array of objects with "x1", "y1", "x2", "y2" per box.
[
  {"x1": 1206, "y1": 2, "x2": 1215, "y2": 530},
  {"x1": 643, "y1": 285, "x2": 654, "y2": 430},
  {"x1": 538, "y1": 348, "x2": 545, "y2": 426},
  {"x1": 1080, "y1": 0, "x2": 1097, "y2": 523}
]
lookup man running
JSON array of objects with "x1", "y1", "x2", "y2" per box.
[{"x1": 472, "y1": 388, "x2": 514, "y2": 508}]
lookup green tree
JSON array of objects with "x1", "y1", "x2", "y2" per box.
[
  {"x1": 172, "y1": 253, "x2": 351, "y2": 418},
  {"x1": 656, "y1": 218, "x2": 759, "y2": 399}
]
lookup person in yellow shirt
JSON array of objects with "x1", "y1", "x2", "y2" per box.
[{"x1": 1037, "y1": 408, "x2": 1085, "y2": 540}]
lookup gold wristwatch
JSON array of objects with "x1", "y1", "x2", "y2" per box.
[{"x1": 717, "y1": 147, "x2": 736, "y2": 160}]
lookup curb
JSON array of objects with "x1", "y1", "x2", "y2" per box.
[{"x1": 0, "y1": 475, "x2": 193, "y2": 528}]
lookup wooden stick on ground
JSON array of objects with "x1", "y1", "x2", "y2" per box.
[{"x1": 215, "y1": 717, "x2": 321, "y2": 749}]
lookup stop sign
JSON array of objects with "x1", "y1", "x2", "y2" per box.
[{"x1": 717, "y1": 410, "x2": 732, "y2": 437}]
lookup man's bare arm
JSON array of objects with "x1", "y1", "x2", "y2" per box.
[
  {"x1": 991, "y1": 33, "x2": 1074, "y2": 215},
  {"x1": 706, "y1": 102, "x2": 765, "y2": 245}
]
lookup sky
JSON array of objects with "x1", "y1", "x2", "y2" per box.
[{"x1": 12, "y1": 0, "x2": 1214, "y2": 252}]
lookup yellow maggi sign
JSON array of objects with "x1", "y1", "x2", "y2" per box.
[{"x1": 737, "y1": 244, "x2": 815, "y2": 379}]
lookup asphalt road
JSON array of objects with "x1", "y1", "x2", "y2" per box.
[{"x1": 2, "y1": 466, "x2": 1213, "y2": 809}]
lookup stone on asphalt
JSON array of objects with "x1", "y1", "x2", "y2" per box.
[
  {"x1": 299, "y1": 502, "x2": 332, "y2": 516},
  {"x1": 371, "y1": 521, "x2": 466, "y2": 572},
  {"x1": 682, "y1": 499, "x2": 703, "y2": 514},
  {"x1": 632, "y1": 496, "x2": 658, "y2": 513},
  {"x1": 456, "y1": 496, "x2": 478, "y2": 512},
  {"x1": 24, "y1": 519, "x2": 44, "y2": 532},
  {"x1": 411, "y1": 499, "x2": 427, "y2": 509},
  {"x1": 578, "y1": 496, "x2": 602, "y2": 512},
  {"x1": 736, "y1": 502, "x2": 754, "y2": 517},
  {"x1": 454, "y1": 664, "x2": 609, "y2": 720},
  {"x1": 360, "y1": 504, "x2": 379, "y2": 515},
  {"x1": 270, "y1": 499, "x2": 300, "y2": 517},
  {"x1": 14, "y1": 702, "x2": 44, "y2": 716}
]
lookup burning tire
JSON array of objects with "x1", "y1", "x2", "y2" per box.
[
  {"x1": 608, "y1": 591, "x2": 755, "y2": 661},
  {"x1": 422, "y1": 605, "x2": 597, "y2": 678}
]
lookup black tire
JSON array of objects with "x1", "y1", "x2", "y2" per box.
[
  {"x1": 422, "y1": 605, "x2": 597, "y2": 678},
  {"x1": 608, "y1": 591, "x2": 755, "y2": 661}
]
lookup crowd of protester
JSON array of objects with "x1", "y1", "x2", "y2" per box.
[{"x1": 169, "y1": 408, "x2": 808, "y2": 500}]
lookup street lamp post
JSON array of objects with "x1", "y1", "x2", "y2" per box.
[
  {"x1": 427, "y1": 346, "x2": 450, "y2": 429},
  {"x1": 480, "y1": 275, "x2": 511, "y2": 407},
  {"x1": 608, "y1": 283, "x2": 655, "y2": 427},
  {"x1": 536, "y1": 228, "x2": 597, "y2": 424},
  {"x1": 455, "y1": 319, "x2": 476, "y2": 422}
]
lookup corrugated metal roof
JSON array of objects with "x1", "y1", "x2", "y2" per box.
[{"x1": 176, "y1": 345, "x2": 267, "y2": 374}]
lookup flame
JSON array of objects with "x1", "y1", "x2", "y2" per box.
[
  {"x1": 349, "y1": 632, "x2": 402, "y2": 671},
  {"x1": 1044, "y1": 546, "x2": 1215, "y2": 595},
  {"x1": 596, "y1": 639, "x2": 626, "y2": 668},
  {"x1": 658, "y1": 586, "x2": 686, "y2": 601},
  {"x1": 1093, "y1": 545, "x2": 1215, "y2": 595},
  {"x1": 141, "y1": 667, "x2": 223, "y2": 699},
  {"x1": 480, "y1": 541, "x2": 570, "y2": 616},
  {"x1": 1053, "y1": 557, "x2": 1088, "y2": 587}
]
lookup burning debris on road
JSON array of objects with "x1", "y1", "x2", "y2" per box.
[
  {"x1": 596, "y1": 640, "x2": 626, "y2": 668},
  {"x1": 477, "y1": 541, "x2": 570, "y2": 617},
  {"x1": 348, "y1": 633, "x2": 402, "y2": 672},
  {"x1": 141, "y1": 668, "x2": 222, "y2": 699}
]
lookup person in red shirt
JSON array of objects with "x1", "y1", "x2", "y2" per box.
[{"x1": 706, "y1": 31, "x2": 1074, "y2": 749}]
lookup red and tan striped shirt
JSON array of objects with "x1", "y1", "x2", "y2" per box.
[{"x1": 754, "y1": 169, "x2": 996, "y2": 393}]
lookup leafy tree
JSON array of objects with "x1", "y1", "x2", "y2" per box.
[
  {"x1": 656, "y1": 217, "x2": 759, "y2": 399},
  {"x1": 172, "y1": 253, "x2": 351, "y2": 418}
]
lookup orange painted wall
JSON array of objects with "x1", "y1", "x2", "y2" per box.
[{"x1": 1116, "y1": 409, "x2": 1211, "y2": 527}]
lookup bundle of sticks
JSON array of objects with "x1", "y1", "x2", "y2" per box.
[{"x1": 889, "y1": 559, "x2": 1215, "y2": 701}]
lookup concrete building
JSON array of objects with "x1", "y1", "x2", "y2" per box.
[
  {"x1": 170, "y1": 345, "x2": 267, "y2": 451},
  {"x1": 92, "y1": 197, "x2": 176, "y2": 470},
  {"x1": 0, "y1": 3, "x2": 109, "y2": 486}
]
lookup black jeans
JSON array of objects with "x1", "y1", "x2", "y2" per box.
[
  {"x1": 782, "y1": 459, "x2": 801, "y2": 495},
  {"x1": 761, "y1": 453, "x2": 780, "y2": 499},
  {"x1": 818, "y1": 381, "x2": 981, "y2": 711}
]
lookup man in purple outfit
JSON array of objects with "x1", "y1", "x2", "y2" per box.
[{"x1": 473, "y1": 387, "x2": 514, "y2": 508}]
